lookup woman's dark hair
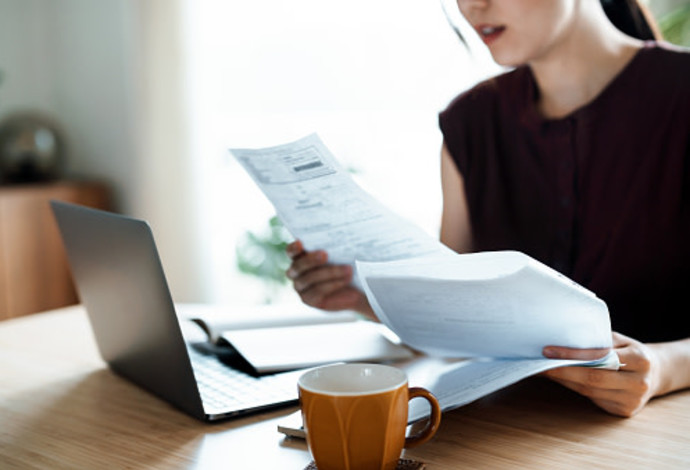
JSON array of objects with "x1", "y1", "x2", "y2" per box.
[{"x1": 601, "y1": 0, "x2": 661, "y2": 40}]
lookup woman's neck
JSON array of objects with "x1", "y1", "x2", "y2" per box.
[{"x1": 529, "y1": 6, "x2": 645, "y2": 119}]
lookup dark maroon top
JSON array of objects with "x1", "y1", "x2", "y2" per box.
[{"x1": 439, "y1": 42, "x2": 690, "y2": 342}]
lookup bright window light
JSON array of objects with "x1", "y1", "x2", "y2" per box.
[{"x1": 180, "y1": 0, "x2": 499, "y2": 304}]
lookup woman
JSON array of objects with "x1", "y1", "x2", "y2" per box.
[{"x1": 285, "y1": 0, "x2": 690, "y2": 417}]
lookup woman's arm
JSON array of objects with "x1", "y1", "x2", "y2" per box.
[
  {"x1": 651, "y1": 337, "x2": 690, "y2": 395},
  {"x1": 542, "y1": 333, "x2": 690, "y2": 417},
  {"x1": 440, "y1": 143, "x2": 474, "y2": 253}
]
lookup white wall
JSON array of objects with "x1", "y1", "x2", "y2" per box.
[
  {"x1": 0, "y1": 0, "x2": 132, "y2": 196},
  {"x1": 0, "y1": 1, "x2": 55, "y2": 117},
  {"x1": 0, "y1": 0, "x2": 204, "y2": 303}
]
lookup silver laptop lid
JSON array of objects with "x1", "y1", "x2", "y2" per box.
[{"x1": 51, "y1": 200, "x2": 206, "y2": 420}]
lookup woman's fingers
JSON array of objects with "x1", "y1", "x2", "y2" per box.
[
  {"x1": 292, "y1": 264, "x2": 352, "y2": 293},
  {"x1": 286, "y1": 240, "x2": 304, "y2": 259},
  {"x1": 300, "y1": 281, "x2": 358, "y2": 309},
  {"x1": 286, "y1": 250, "x2": 328, "y2": 280},
  {"x1": 541, "y1": 331, "x2": 659, "y2": 417},
  {"x1": 542, "y1": 345, "x2": 611, "y2": 361},
  {"x1": 284, "y1": 240, "x2": 362, "y2": 311}
]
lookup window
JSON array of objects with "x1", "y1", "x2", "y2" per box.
[{"x1": 180, "y1": 0, "x2": 500, "y2": 304}]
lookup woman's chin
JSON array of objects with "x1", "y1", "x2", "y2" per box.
[{"x1": 489, "y1": 52, "x2": 525, "y2": 68}]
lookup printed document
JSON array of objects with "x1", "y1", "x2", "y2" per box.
[
  {"x1": 356, "y1": 250, "x2": 613, "y2": 358},
  {"x1": 231, "y1": 134, "x2": 619, "y2": 417},
  {"x1": 401, "y1": 354, "x2": 618, "y2": 422},
  {"x1": 230, "y1": 133, "x2": 452, "y2": 276}
]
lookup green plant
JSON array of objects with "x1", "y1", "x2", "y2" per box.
[
  {"x1": 659, "y1": 4, "x2": 690, "y2": 46},
  {"x1": 235, "y1": 215, "x2": 293, "y2": 300}
]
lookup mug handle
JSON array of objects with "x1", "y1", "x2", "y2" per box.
[{"x1": 404, "y1": 387, "x2": 442, "y2": 448}]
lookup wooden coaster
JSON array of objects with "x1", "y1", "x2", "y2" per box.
[{"x1": 304, "y1": 458, "x2": 425, "y2": 470}]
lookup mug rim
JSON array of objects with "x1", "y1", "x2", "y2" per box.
[{"x1": 298, "y1": 363, "x2": 407, "y2": 396}]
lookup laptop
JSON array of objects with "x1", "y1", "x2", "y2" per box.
[{"x1": 51, "y1": 200, "x2": 303, "y2": 422}]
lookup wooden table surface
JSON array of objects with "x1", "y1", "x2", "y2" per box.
[{"x1": 2, "y1": 306, "x2": 689, "y2": 469}]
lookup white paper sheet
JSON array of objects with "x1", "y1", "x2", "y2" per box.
[
  {"x1": 356, "y1": 251, "x2": 613, "y2": 359},
  {"x1": 401, "y1": 353, "x2": 619, "y2": 422},
  {"x1": 230, "y1": 134, "x2": 452, "y2": 276},
  {"x1": 221, "y1": 321, "x2": 414, "y2": 374}
]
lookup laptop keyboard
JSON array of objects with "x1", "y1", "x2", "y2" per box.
[{"x1": 188, "y1": 347, "x2": 301, "y2": 415}]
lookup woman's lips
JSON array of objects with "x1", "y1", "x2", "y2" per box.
[{"x1": 476, "y1": 24, "x2": 506, "y2": 45}]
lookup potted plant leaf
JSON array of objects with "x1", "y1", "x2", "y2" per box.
[
  {"x1": 235, "y1": 215, "x2": 293, "y2": 303},
  {"x1": 659, "y1": 3, "x2": 690, "y2": 46}
]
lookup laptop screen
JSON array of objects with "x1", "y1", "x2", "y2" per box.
[{"x1": 51, "y1": 201, "x2": 206, "y2": 419}]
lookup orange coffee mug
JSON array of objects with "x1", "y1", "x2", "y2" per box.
[{"x1": 298, "y1": 363, "x2": 441, "y2": 470}]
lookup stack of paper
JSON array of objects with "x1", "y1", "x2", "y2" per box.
[{"x1": 230, "y1": 134, "x2": 619, "y2": 417}]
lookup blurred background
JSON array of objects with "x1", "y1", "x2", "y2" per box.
[{"x1": 0, "y1": 0, "x2": 688, "y2": 316}]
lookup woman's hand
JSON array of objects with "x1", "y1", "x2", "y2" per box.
[
  {"x1": 541, "y1": 332, "x2": 662, "y2": 417},
  {"x1": 285, "y1": 240, "x2": 374, "y2": 318}
]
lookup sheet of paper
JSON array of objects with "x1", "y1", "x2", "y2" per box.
[
  {"x1": 400, "y1": 352, "x2": 619, "y2": 422},
  {"x1": 357, "y1": 251, "x2": 613, "y2": 359},
  {"x1": 230, "y1": 134, "x2": 452, "y2": 275},
  {"x1": 176, "y1": 303, "x2": 359, "y2": 343},
  {"x1": 221, "y1": 321, "x2": 415, "y2": 374}
]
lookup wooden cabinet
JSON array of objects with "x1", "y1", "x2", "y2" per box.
[{"x1": 0, "y1": 181, "x2": 111, "y2": 320}]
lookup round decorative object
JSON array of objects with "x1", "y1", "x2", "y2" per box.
[{"x1": 0, "y1": 113, "x2": 65, "y2": 184}]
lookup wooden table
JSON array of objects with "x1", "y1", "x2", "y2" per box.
[{"x1": 2, "y1": 306, "x2": 690, "y2": 469}]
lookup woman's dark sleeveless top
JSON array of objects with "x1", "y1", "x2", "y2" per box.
[{"x1": 439, "y1": 42, "x2": 690, "y2": 342}]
